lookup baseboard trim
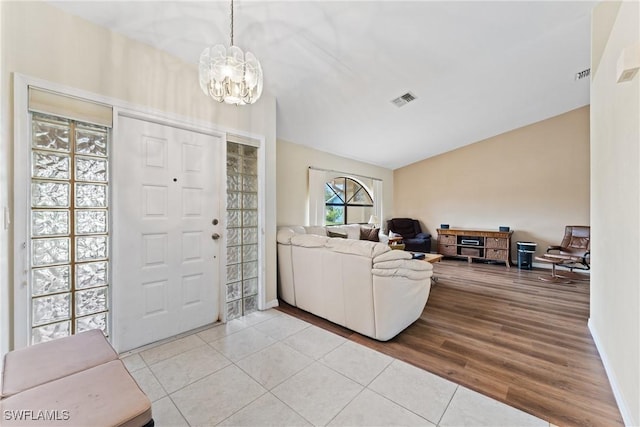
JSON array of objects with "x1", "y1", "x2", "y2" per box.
[
  {"x1": 588, "y1": 318, "x2": 635, "y2": 426},
  {"x1": 263, "y1": 299, "x2": 279, "y2": 310}
]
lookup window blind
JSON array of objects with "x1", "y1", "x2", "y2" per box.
[{"x1": 28, "y1": 87, "x2": 113, "y2": 128}]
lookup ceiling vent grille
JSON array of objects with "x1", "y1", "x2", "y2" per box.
[
  {"x1": 575, "y1": 68, "x2": 590, "y2": 81},
  {"x1": 391, "y1": 92, "x2": 417, "y2": 107}
]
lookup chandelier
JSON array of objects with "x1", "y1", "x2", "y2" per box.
[{"x1": 199, "y1": 0, "x2": 263, "y2": 105}]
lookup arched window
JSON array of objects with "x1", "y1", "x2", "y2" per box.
[{"x1": 325, "y1": 177, "x2": 373, "y2": 225}]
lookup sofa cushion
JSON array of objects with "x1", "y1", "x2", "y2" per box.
[
  {"x1": 327, "y1": 230, "x2": 348, "y2": 239},
  {"x1": 304, "y1": 226, "x2": 328, "y2": 236},
  {"x1": 326, "y1": 238, "x2": 389, "y2": 258},
  {"x1": 291, "y1": 234, "x2": 329, "y2": 248}
]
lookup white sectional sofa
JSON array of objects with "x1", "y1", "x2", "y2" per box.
[{"x1": 277, "y1": 225, "x2": 433, "y2": 341}]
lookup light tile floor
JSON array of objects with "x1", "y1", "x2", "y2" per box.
[{"x1": 120, "y1": 309, "x2": 551, "y2": 427}]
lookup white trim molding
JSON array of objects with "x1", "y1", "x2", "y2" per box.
[{"x1": 588, "y1": 318, "x2": 635, "y2": 426}]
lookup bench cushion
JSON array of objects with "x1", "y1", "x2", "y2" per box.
[
  {"x1": 1, "y1": 329, "x2": 117, "y2": 397},
  {"x1": 0, "y1": 360, "x2": 152, "y2": 427}
]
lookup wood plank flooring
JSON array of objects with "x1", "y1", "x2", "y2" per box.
[{"x1": 276, "y1": 259, "x2": 623, "y2": 427}]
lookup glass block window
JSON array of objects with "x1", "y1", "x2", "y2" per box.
[
  {"x1": 29, "y1": 113, "x2": 110, "y2": 344},
  {"x1": 226, "y1": 142, "x2": 259, "y2": 320}
]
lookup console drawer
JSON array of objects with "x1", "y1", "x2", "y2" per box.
[
  {"x1": 486, "y1": 238, "x2": 508, "y2": 249},
  {"x1": 485, "y1": 249, "x2": 507, "y2": 260},
  {"x1": 439, "y1": 235, "x2": 456, "y2": 245}
]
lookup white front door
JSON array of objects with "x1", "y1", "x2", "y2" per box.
[{"x1": 113, "y1": 116, "x2": 222, "y2": 352}]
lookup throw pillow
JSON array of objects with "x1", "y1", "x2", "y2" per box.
[
  {"x1": 327, "y1": 230, "x2": 348, "y2": 239},
  {"x1": 360, "y1": 227, "x2": 379, "y2": 242}
]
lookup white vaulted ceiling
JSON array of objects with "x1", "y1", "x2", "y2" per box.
[{"x1": 49, "y1": 1, "x2": 596, "y2": 169}]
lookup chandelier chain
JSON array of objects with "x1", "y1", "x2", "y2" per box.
[{"x1": 230, "y1": 0, "x2": 234, "y2": 46}]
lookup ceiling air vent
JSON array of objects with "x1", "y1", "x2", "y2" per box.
[
  {"x1": 575, "y1": 68, "x2": 590, "y2": 81},
  {"x1": 391, "y1": 92, "x2": 417, "y2": 107}
]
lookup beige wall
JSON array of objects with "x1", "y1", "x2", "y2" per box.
[
  {"x1": 0, "y1": 1, "x2": 278, "y2": 352},
  {"x1": 276, "y1": 139, "x2": 394, "y2": 226},
  {"x1": 394, "y1": 106, "x2": 590, "y2": 259},
  {"x1": 590, "y1": 1, "x2": 639, "y2": 425}
]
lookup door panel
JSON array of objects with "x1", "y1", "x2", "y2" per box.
[{"x1": 114, "y1": 116, "x2": 221, "y2": 352}]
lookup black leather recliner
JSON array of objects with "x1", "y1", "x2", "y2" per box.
[{"x1": 386, "y1": 218, "x2": 431, "y2": 253}]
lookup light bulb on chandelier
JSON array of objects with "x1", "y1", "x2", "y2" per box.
[{"x1": 199, "y1": 0, "x2": 263, "y2": 105}]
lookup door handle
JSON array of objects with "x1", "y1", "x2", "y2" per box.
[{"x1": 211, "y1": 233, "x2": 221, "y2": 240}]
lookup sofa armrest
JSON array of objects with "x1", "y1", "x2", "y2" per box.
[
  {"x1": 378, "y1": 231, "x2": 389, "y2": 244},
  {"x1": 415, "y1": 232, "x2": 431, "y2": 240}
]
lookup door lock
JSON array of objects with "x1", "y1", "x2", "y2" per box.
[{"x1": 212, "y1": 218, "x2": 219, "y2": 225}]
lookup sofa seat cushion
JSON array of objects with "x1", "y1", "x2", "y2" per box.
[
  {"x1": 1, "y1": 329, "x2": 118, "y2": 397},
  {"x1": 0, "y1": 360, "x2": 152, "y2": 427}
]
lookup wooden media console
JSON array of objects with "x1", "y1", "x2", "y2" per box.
[{"x1": 437, "y1": 228, "x2": 513, "y2": 269}]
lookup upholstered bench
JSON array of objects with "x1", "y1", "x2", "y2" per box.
[{"x1": 1, "y1": 330, "x2": 153, "y2": 426}]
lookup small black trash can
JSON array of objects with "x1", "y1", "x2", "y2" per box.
[{"x1": 516, "y1": 242, "x2": 537, "y2": 270}]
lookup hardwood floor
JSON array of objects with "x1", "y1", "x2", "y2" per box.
[{"x1": 276, "y1": 259, "x2": 623, "y2": 427}]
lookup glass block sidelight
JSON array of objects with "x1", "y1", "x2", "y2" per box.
[
  {"x1": 32, "y1": 151, "x2": 70, "y2": 180},
  {"x1": 75, "y1": 183, "x2": 107, "y2": 208},
  {"x1": 32, "y1": 293, "x2": 71, "y2": 326},
  {"x1": 226, "y1": 299, "x2": 242, "y2": 320},
  {"x1": 76, "y1": 312, "x2": 107, "y2": 334},
  {"x1": 243, "y1": 295, "x2": 258, "y2": 315},
  {"x1": 32, "y1": 321, "x2": 70, "y2": 345},
  {"x1": 227, "y1": 228, "x2": 241, "y2": 246},
  {"x1": 225, "y1": 141, "x2": 260, "y2": 319},
  {"x1": 76, "y1": 236, "x2": 108, "y2": 262},
  {"x1": 242, "y1": 228, "x2": 258, "y2": 245},
  {"x1": 242, "y1": 261, "x2": 258, "y2": 280},
  {"x1": 75, "y1": 157, "x2": 108, "y2": 182},
  {"x1": 226, "y1": 264, "x2": 242, "y2": 283},
  {"x1": 227, "y1": 210, "x2": 241, "y2": 228},
  {"x1": 242, "y1": 210, "x2": 258, "y2": 227},
  {"x1": 241, "y1": 145, "x2": 257, "y2": 158},
  {"x1": 75, "y1": 261, "x2": 108, "y2": 289},
  {"x1": 227, "y1": 174, "x2": 241, "y2": 192},
  {"x1": 242, "y1": 193, "x2": 258, "y2": 209},
  {"x1": 226, "y1": 246, "x2": 241, "y2": 265},
  {"x1": 75, "y1": 286, "x2": 108, "y2": 316},
  {"x1": 29, "y1": 113, "x2": 111, "y2": 343},
  {"x1": 75, "y1": 126, "x2": 107, "y2": 157},
  {"x1": 242, "y1": 244, "x2": 258, "y2": 262},
  {"x1": 32, "y1": 118, "x2": 70, "y2": 152},
  {"x1": 243, "y1": 278, "x2": 258, "y2": 297},
  {"x1": 242, "y1": 158, "x2": 257, "y2": 175},
  {"x1": 226, "y1": 282, "x2": 242, "y2": 302},
  {"x1": 32, "y1": 265, "x2": 71, "y2": 296},
  {"x1": 242, "y1": 175, "x2": 257, "y2": 192},
  {"x1": 75, "y1": 210, "x2": 108, "y2": 235},
  {"x1": 32, "y1": 238, "x2": 70, "y2": 266},
  {"x1": 227, "y1": 192, "x2": 241, "y2": 209},
  {"x1": 32, "y1": 181, "x2": 69, "y2": 208},
  {"x1": 32, "y1": 210, "x2": 69, "y2": 237}
]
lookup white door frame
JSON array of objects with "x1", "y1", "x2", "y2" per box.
[{"x1": 12, "y1": 74, "x2": 267, "y2": 350}]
